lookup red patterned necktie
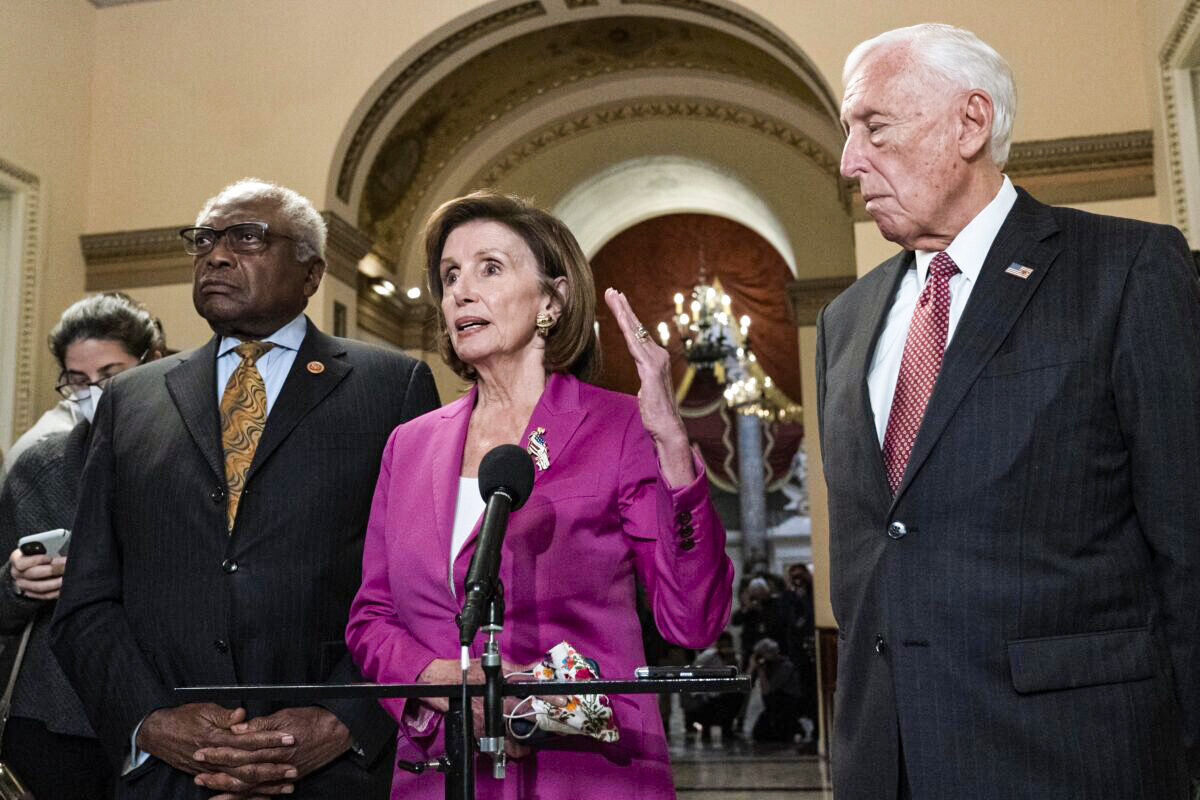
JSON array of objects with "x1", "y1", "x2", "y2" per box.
[
  {"x1": 220, "y1": 341, "x2": 275, "y2": 532},
  {"x1": 882, "y1": 252, "x2": 960, "y2": 495}
]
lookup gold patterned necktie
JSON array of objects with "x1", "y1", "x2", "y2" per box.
[{"x1": 220, "y1": 341, "x2": 275, "y2": 533}]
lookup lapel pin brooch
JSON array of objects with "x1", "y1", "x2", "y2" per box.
[
  {"x1": 306, "y1": 360, "x2": 325, "y2": 374},
  {"x1": 1004, "y1": 263, "x2": 1034, "y2": 280},
  {"x1": 527, "y1": 427, "x2": 550, "y2": 471}
]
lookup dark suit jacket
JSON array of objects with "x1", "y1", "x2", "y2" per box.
[
  {"x1": 50, "y1": 322, "x2": 440, "y2": 799},
  {"x1": 816, "y1": 189, "x2": 1200, "y2": 799}
]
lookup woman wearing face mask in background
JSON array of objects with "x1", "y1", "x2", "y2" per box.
[{"x1": 0, "y1": 292, "x2": 164, "y2": 800}]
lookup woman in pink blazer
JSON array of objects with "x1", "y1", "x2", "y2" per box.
[{"x1": 346, "y1": 191, "x2": 734, "y2": 799}]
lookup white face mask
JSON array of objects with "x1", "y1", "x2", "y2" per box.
[{"x1": 72, "y1": 385, "x2": 104, "y2": 424}]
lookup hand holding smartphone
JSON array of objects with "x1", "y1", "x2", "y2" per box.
[{"x1": 17, "y1": 528, "x2": 71, "y2": 558}]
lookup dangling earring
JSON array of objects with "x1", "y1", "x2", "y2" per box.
[{"x1": 535, "y1": 312, "x2": 554, "y2": 338}]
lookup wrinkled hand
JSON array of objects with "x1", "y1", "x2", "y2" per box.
[
  {"x1": 136, "y1": 703, "x2": 295, "y2": 793},
  {"x1": 418, "y1": 657, "x2": 568, "y2": 758},
  {"x1": 603, "y1": 288, "x2": 695, "y2": 487},
  {"x1": 9, "y1": 549, "x2": 66, "y2": 600},
  {"x1": 193, "y1": 706, "x2": 351, "y2": 798}
]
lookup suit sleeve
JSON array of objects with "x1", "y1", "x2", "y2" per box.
[
  {"x1": 401, "y1": 360, "x2": 441, "y2": 421},
  {"x1": 1111, "y1": 225, "x2": 1200, "y2": 778},
  {"x1": 619, "y1": 408, "x2": 734, "y2": 649},
  {"x1": 49, "y1": 385, "x2": 176, "y2": 769},
  {"x1": 0, "y1": 448, "x2": 59, "y2": 632},
  {"x1": 346, "y1": 426, "x2": 445, "y2": 754}
]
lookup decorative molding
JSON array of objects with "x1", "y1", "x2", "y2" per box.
[
  {"x1": 336, "y1": 2, "x2": 548, "y2": 202},
  {"x1": 848, "y1": 130, "x2": 1156, "y2": 222},
  {"x1": 81, "y1": 225, "x2": 192, "y2": 290},
  {"x1": 0, "y1": 158, "x2": 42, "y2": 439},
  {"x1": 355, "y1": 273, "x2": 438, "y2": 350},
  {"x1": 81, "y1": 211, "x2": 373, "y2": 290},
  {"x1": 1160, "y1": 0, "x2": 1200, "y2": 242},
  {"x1": 619, "y1": 0, "x2": 839, "y2": 116},
  {"x1": 785, "y1": 276, "x2": 855, "y2": 327},
  {"x1": 352, "y1": 12, "x2": 839, "y2": 260},
  {"x1": 321, "y1": 211, "x2": 372, "y2": 287},
  {"x1": 478, "y1": 99, "x2": 842, "y2": 191}
]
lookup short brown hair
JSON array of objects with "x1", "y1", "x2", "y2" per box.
[{"x1": 422, "y1": 190, "x2": 599, "y2": 382}]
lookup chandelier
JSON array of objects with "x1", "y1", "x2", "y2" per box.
[{"x1": 660, "y1": 276, "x2": 801, "y2": 422}]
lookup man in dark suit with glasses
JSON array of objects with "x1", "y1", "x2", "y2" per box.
[{"x1": 52, "y1": 178, "x2": 440, "y2": 798}]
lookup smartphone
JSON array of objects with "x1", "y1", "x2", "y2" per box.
[
  {"x1": 18, "y1": 528, "x2": 71, "y2": 558},
  {"x1": 634, "y1": 665, "x2": 738, "y2": 680}
]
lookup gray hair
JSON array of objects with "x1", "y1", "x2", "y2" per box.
[
  {"x1": 195, "y1": 178, "x2": 327, "y2": 262},
  {"x1": 843, "y1": 23, "x2": 1016, "y2": 166}
]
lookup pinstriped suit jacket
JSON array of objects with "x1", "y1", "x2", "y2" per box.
[
  {"x1": 816, "y1": 189, "x2": 1200, "y2": 799},
  {"x1": 50, "y1": 322, "x2": 440, "y2": 799}
]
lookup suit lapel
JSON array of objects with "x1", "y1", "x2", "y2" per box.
[
  {"x1": 451, "y1": 373, "x2": 588, "y2": 580},
  {"x1": 165, "y1": 337, "x2": 224, "y2": 484},
  {"x1": 855, "y1": 252, "x2": 914, "y2": 499},
  {"x1": 433, "y1": 388, "x2": 476, "y2": 568},
  {"x1": 245, "y1": 323, "x2": 351, "y2": 482},
  {"x1": 891, "y1": 190, "x2": 1061, "y2": 506}
]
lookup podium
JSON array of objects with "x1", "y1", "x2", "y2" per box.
[{"x1": 177, "y1": 675, "x2": 749, "y2": 799}]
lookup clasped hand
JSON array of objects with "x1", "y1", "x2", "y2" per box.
[{"x1": 137, "y1": 702, "x2": 351, "y2": 798}]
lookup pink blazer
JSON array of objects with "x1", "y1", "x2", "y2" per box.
[{"x1": 347, "y1": 372, "x2": 733, "y2": 799}]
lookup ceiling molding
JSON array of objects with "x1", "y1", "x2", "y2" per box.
[
  {"x1": 80, "y1": 211, "x2": 368, "y2": 291},
  {"x1": 786, "y1": 276, "x2": 855, "y2": 327},
  {"x1": 478, "y1": 99, "x2": 841, "y2": 192},
  {"x1": 355, "y1": 274, "x2": 438, "y2": 350},
  {"x1": 849, "y1": 130, "x2": 1155, "y2": 222},
  {"x1": 336, "y1": 2, "x2": 548, "y2": 203}
]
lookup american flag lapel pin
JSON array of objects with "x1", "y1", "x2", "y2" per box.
[{"x1": 1004, "y1": 263, "x2": 1034, "y2": 279}]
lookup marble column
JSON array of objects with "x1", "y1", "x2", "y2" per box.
[{"x1": 736, "y1": 410, "x2": 768, "y2": 575}]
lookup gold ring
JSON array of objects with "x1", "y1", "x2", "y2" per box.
[{"x1": 635, "y1": 325, "x2": 649, "y2": 342}]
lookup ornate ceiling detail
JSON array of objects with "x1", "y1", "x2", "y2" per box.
[
  {"x1": 619, "y1": 0, "x2": 838, "y2": 115},
  {"x1": 335, "y1": 1, "x2": 548, "y2": 203},
  {"x1": 477, "y1": 98, "x2": 841, "y2": 188},
  {"x1": 359, "y1": 15, "x2": 834, "y2": 261}
]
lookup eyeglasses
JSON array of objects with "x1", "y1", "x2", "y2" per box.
[
  {"x1": 179, "y1": 221, "x2": 298, "y2": 256},
  {"x1": 54, "y1": 348, "x2": 149, "y2": 399}
]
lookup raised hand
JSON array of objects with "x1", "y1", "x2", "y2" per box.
[{"x1": 603, "y1": 288, "x2": 695, "y2": 487}]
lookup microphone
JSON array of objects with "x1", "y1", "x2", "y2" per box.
[{"x1": 458, "y1": 444, "x2": 534, "y2": 646}]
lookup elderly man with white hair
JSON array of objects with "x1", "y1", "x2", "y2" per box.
[
  {"x1": 51, "y1": 179, "x2": 440, "y2": 798},
  {"x1": 817, "y1": 23, "x2": 1199, "y2": 799}
]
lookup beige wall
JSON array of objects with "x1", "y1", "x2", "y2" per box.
[{"x1": 0, "y1": 0, "x2": 96, "y2": 426}]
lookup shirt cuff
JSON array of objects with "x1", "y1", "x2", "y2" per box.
[{"x1": 124, "y1": 717, "x2": 153, "y2": 775}]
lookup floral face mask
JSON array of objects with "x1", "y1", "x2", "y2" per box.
[{"x1": 505, "y1": 641, "x2": 619, "y2": 743}]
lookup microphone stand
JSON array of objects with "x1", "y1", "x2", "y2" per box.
[{"x1": 479, "y1": 583, "x2": 506, "y2": 780}]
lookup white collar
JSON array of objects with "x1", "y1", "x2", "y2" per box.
[
  {"x1": 217, "y1": 313, "x2": 307, "y2": 359},
  {"x1": 915, "y1": 175, "x2": 1017, "y2": 285}
]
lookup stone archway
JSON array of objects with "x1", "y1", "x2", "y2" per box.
[{"x1": 327, "y1": 1, "x2": 855, "y2": 299}]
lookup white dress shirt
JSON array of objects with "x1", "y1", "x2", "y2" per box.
[
  {"x1": 867, "y1": 176, "x2": 1017, "y2": 444},
  {"x1": 215, "y1": 313, "x2": 307, "y2": 413},
  {"x1": 449, "y1": 476, "x2": 484, "y2": 597}
]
